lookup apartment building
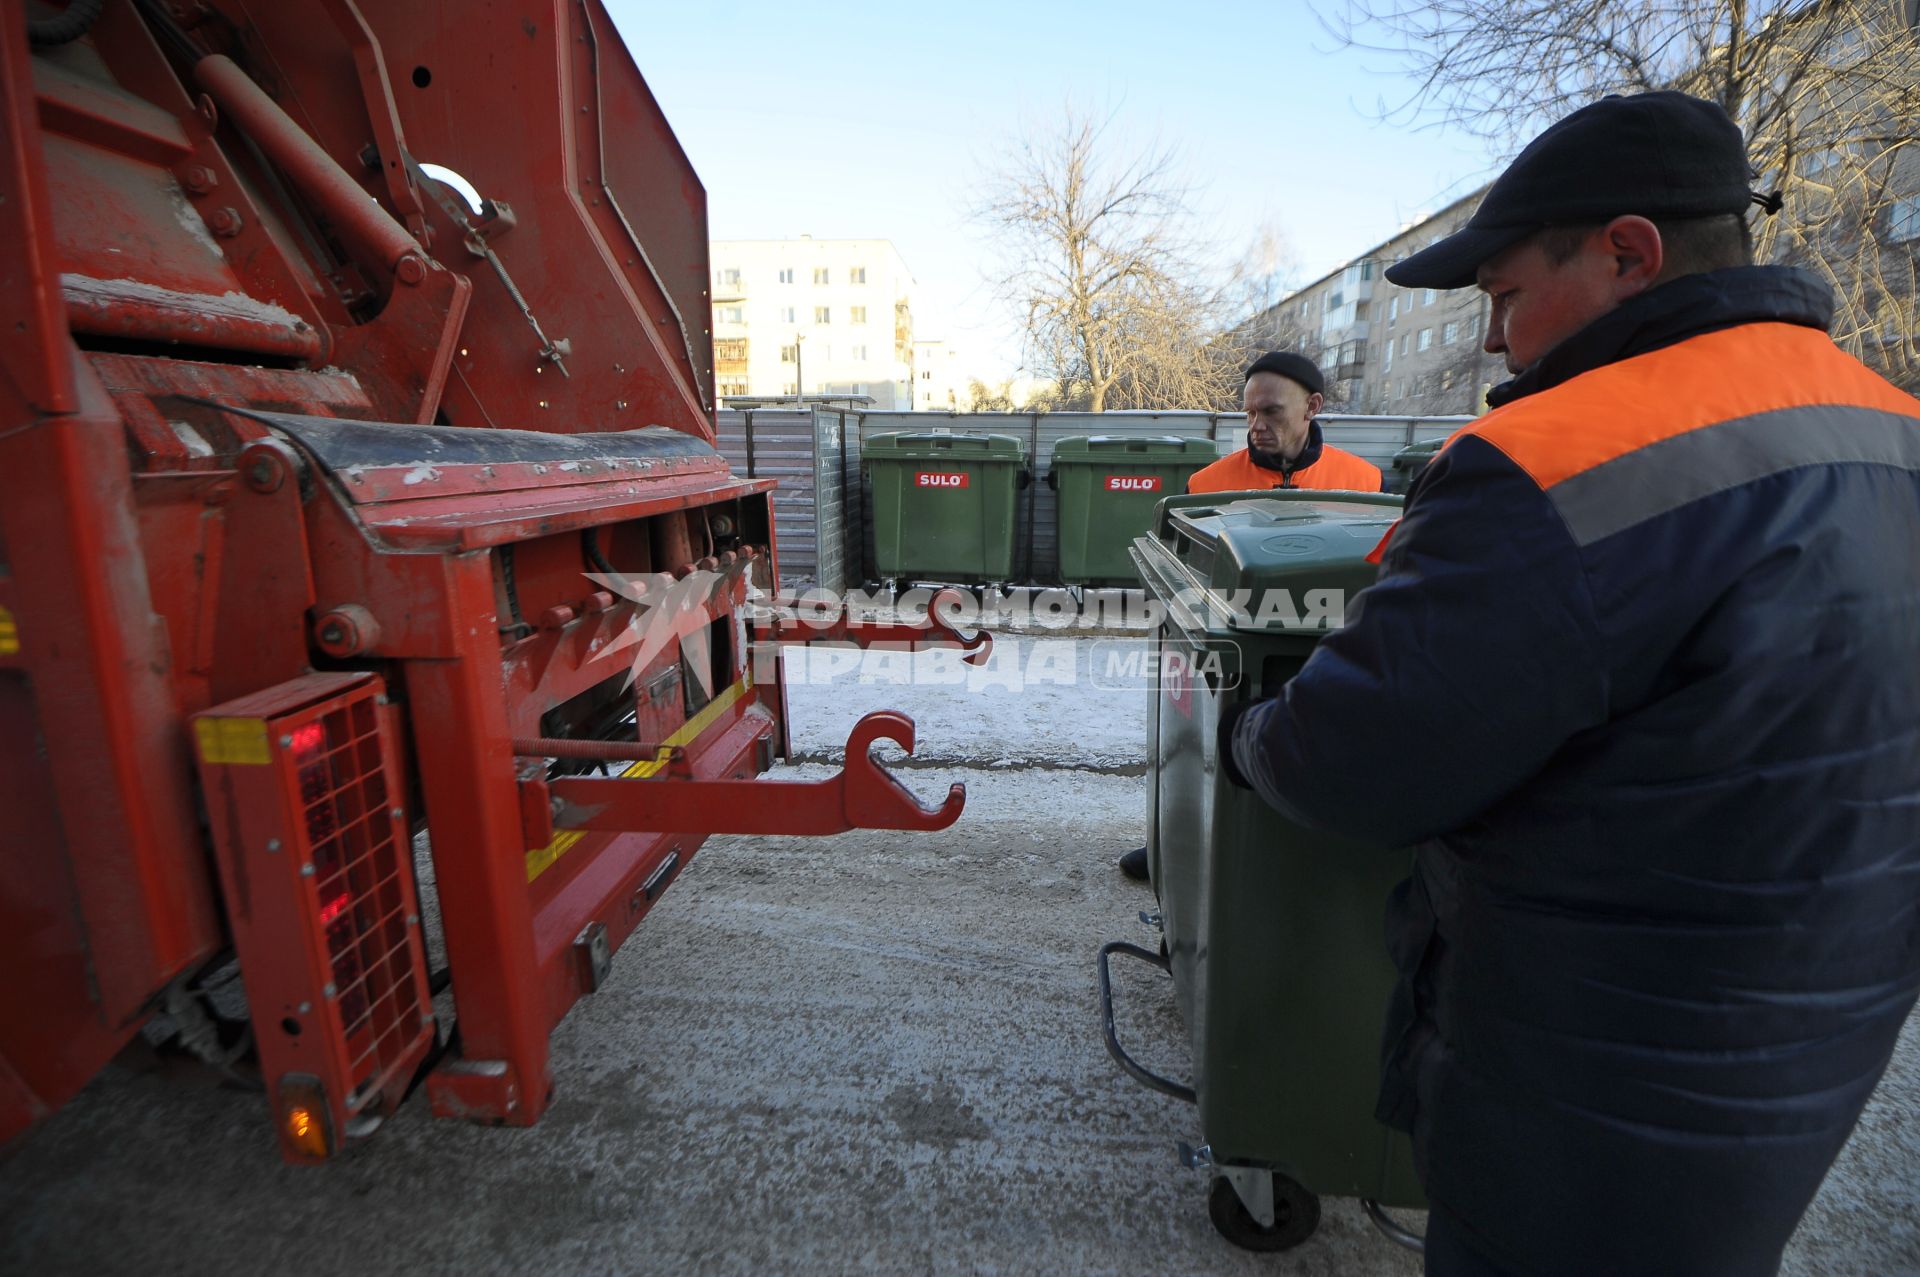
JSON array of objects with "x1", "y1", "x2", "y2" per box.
[
  {"x1": 1253, "y1": 0, "x2": 1920, "y2": 408},
  {"x1": 709, "y1": 238, "x2": 916, "y2": 408},
  {"x1": 910, "y1": 339, "x2": 966, "y2": 412},
  {"x1": 1369, "y1": 195, "x2": 1506, "y2": 416},
  {"x1": 1253, "y1": 191, "x2": 1503, "y2": 417}
]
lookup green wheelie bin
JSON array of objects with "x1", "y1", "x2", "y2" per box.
[
  {"x1": 863, "y1": 431, "x2": 1027, "y2": 585},
  {"x1": 1046, "y1": 436, "x2": 1215, "y2": 586},
  {"x1": 1098, "y1": 489, "x2": 1427, "y2": 1256},
  {"x1": 1388, "y1": 436, "x2": 1447, "y2": 494}
]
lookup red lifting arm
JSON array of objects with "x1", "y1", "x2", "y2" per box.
[
  {"x1": 752, "y1": 587, "x2": 992, "y2": 666},
  {"x1": 526, "y1": 711, "x2": 964, "y2": 839}
]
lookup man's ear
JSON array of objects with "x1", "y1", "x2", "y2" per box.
[
  {"x1": 1306, "y1": 391, "x2": 1325, "y2": 417},
  {"x1": 1603, "y1": 215, "x2": 1664, "y2": 296}
]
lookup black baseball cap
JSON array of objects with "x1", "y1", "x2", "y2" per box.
[
  {"x1": 1244, "y1": 350, "x2": 1324, "y2": 396},
  {"x1": 1385, "y1": 92, "x2": 1761, "y2": 290}
]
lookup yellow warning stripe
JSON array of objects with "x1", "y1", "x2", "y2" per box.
[
  {"x1": 524, "y1": 676, "x2": 751, "y2": 882},
  {"x1": 0, "y1": 605, "x2": 18, "y2": 657}
]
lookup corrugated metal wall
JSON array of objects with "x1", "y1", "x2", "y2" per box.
[
  {"x1": 716, "y1": 409, "x2": 853, "y2": 592},
  {"x1": 810, "y1": 408, "x2": 859, "y2": 596},
  {"x1": 726, "y1": 409, "x2": 1469, "y2": 588}
]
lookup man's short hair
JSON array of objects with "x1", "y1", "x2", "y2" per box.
[{"x1": 1533, "y1": 213, "x2": 1755, "y2": 280}]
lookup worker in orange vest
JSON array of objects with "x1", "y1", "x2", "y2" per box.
[
  {"x1": 1186, "y1": 351, "x2": 1385, "y2": 494},
  {"x1": 1118, "y1": 351, "x2": 1384, "y2": 882}
]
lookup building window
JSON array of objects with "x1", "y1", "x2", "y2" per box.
[
  {"x1": 850, "y1": 305, "x2": 868, "y2": 324},
  {"x1": 850, "y1": 267, "x2": 867, "y2": 284},
  {"x1": 852, "y1": 345, "x2": 868, "y2": 360},
  {"x1": 718, "y1": 378, "x2": 749, "y2": 396},
  {"x1": 1388, "y1": 296, "x2": 1399, "y2": 322},
  {"x1": 714, "y1": 338, "x2": 748, "y2": 362},
  {"x1": 922, "y1": 370, "x2": 932, "y2": 380},
  {"x1": 1443, "y1": 321, "x2": 1459, "y2": 345},
  {"x1": 1417, "y1": 328, "x2": 1433, "y2": 351},
  {"x1": 1467, "y1": 315, "x2": 1479, "y2": 338},
  {"x1": 718, "y1": 305, "x2": 744, "y2": 323},
  {"x1": 1890, "y1": 197, "x2": 1920, "y2": 241},
  {"x1": 779, "y1": 306, "x2": 796, "y2": 324},
  {"x1": 853, "y1": 383, "x2": 867, "y2": 395},
  {"x1": 1400, "y1": 333, "x2": 1411, "y2": 356},
  {"x1": 781, "y1": 383, "x2": 796, "y2": 396},
  {"x1": 1384, "y1": 341, "x2": 1393, "y2": 371},
  {"x1": 718, "y1": 268, "x2": 741, "y2": 287},
  {"x1": 1360, "y1": 260, "x2": 1374, "y2": 280},
  {"x1": 813, "y1": 268, "x2": 830, "y2": 285},
  {"x1": 780, "y1": 345, "x2": 797, "y2": 362},
  {"x1": 1441, "y1": 369, "x2": 1456, "y2": 391},
  {"x1": 814, "y1": 307, "x2": 831, "y2": 323},
  {"x1": 778, "y1": 268, "x2": 794, "y2": 284}
]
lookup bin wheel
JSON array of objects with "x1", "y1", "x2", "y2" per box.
[{"x1": 1207, "y1": 1173, "x2": 1320, "y2": 1252}]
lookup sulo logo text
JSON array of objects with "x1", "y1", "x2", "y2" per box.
[
  {"x1": 1104, "y1": 475, "x2": 1162, "y2": 492},
  {"x1": 915, "y1": 471, "x2": 970, "y2": 488}
]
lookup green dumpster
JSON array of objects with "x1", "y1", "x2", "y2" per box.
[
  {"x1": 1047, "y1": 436, "x2": 1216, "y2": 586},
  {"x1": 1387, "y1": 436, "x2": 1447, "y2": 494},
  {"x1": 1099, "y1": 489, "x2": 1426, "y2": 1255},
  {"x1": 863, "y1": 431, "x2": 1027, "y2": 585}
]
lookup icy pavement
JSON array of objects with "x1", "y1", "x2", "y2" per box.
[{"x1": 1, "y1": 637, "x2": 1913, "y2": 1276}]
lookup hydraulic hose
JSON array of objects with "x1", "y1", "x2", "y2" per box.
[{"x1": 28, "y1": 0, "x2": 103, "y2": 48}]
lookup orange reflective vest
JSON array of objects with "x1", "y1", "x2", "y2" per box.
[{"x1": 1186, "y1": 440, "x2": 1382, "y2": 494}]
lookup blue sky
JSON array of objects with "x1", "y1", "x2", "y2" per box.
[{"x1": 612, "y1": 0, "x2": 1502, "y2": 378}]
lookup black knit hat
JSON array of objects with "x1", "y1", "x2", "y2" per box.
[
  {"x1": 1244, "y1": 350, "x2": 1324, "y2": 396},
  {"x1": 1386, "y1": 92, "x2": 1764, "y2": 290}
]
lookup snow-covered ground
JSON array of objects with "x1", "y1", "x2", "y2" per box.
[
  {"x1": 2, "y1": 637, "x2": 1913, "y2": 1276},
  {"x1": 782, "y1": 633, "x2": 1154, "y2": 773}
]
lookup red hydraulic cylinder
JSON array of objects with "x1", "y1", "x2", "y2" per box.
[{"x1": 194, "y1": 54, "x2": 424, "y2": 284}]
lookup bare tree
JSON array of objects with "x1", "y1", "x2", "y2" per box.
[
  {"x1": 1215, "y1": 224, "x2": 1316, "y2": 383},
  {"x1": 965, "y1": 378, "x2": 1017, "y2": 413},
  {"x1": 1318, "y1": 0, "x2": 1920, "y2": 388},
  {"x1": 976, "y1": 108, "x2": 1241, "y2": 411}
]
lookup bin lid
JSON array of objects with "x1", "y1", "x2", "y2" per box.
[
  {"x1": 1136, "y1": 491, "x2": 1403, "y2": 635},
  {"x1": 864, "y1": 431, "x2": 1027, "y2": 461},
  {"x1": 1391, "y1": 436, "x2": 1449, "y2": 464},
  {"x1": 1049, "y1": 435, "x2": 1215, "y2": 462}
]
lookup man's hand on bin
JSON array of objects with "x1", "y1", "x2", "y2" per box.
[{"x1": 1217, "y1": 699, "x2": 1256, "y2": 790}]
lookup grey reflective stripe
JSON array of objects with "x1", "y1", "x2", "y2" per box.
[{"x1": 1548, "y1": 403, "x2": 1920, "y2": 546}]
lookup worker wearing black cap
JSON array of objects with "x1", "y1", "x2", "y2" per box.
[
  {"x1": 1117, "y1": 352, "x2": 1381, "y2": 883},
  {"x1": 1217, "y1": 92, "x2": 1920, "y2": 1275},
  {"x1": 1185, "y1": 351, "x2": 1385, "y2": 495}
]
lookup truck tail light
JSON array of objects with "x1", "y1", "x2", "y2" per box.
[{"x1": 194, "y1": 673, "x2": 435, "y2": 1162}]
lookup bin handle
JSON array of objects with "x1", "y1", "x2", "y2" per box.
[
  {"x1": 1018, "y1": 469, "x2": 1033, "y2": 489},
  {"x1": 1097, "y1": 940, "x2": 1197, "y2": 1104},
  {"x1": 1361, "y1": 1199, "x2": 1426, "y2": 1253}
]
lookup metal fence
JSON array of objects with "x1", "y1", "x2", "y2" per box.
[
  {"x1": 716, "y1": 409, "x2": 859, "y2": 593},
  {"x1": 724, "y1": 409, "x2": 1469, "y2": 589}
]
